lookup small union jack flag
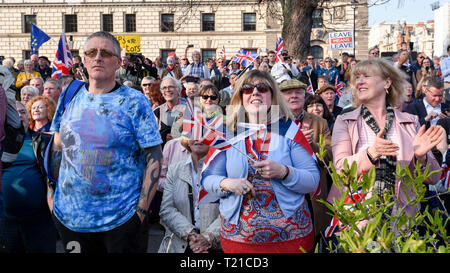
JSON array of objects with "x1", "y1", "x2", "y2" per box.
[
  {"x1": 275, "y1": 37, "x2": 284, "y2": 63},
  {"x1": 335, "y1": 77, "x2": 344, "y2": 98},
  {"x1": 307, "y1": 78, "x2": 314, "y2": 94},
  {"x1": 51, "y1": 32, "x2": 73, "y2": 79},
  {"x1": 232, "y1": 49, "x2": 258, "y2": 68},
  {"x1": 218, "y1": 45, "x2": 226, "y2": 60}
]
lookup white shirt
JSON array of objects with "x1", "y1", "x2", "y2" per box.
[
  {"x1": 271, "y1": 61, "x2": 299, "y2": 83},
  {"x1": 423, "y1": 97, "x2": 442, "y2": 126}
]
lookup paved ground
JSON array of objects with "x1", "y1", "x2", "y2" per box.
[{"x1": 56, "y1": 222, "x2": 165, "y2": 253}]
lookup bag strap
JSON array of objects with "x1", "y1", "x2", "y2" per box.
[
  {"x1": 43, "y1": 80, "x2": 84, "y2": 188},
  {"x1": 62, "y1": 79, "x2": 85, "y2": 111}
]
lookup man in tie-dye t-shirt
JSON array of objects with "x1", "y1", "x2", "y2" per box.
[{"x1": 49, "y1": 31, "x2": 162, "y2": 253}]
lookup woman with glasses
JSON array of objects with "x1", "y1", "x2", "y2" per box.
[
  {"x1": 26, "y1": 96, "x2": 56, "y2": 133},
  {"x1": 202, "y1": 70, "x2": 320, "y2": 253},
  {"x1": 16, "y1": 60, "x2": 42, "y2": 90},
  {"x1": 304, "y1": 94, "x2": 332, "y2": 130}
]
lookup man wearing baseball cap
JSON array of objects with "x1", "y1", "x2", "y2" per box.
[
  {"x1": 271, "y1": 50, "x2": 299, "y2": 83},
  {"x1": 279, "y1": 78, "x2": 332, "y2": 247}
]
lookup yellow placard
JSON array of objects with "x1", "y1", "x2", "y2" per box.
[{"x1": 115, "y1": 35, "x2": 141, "y2": 53}]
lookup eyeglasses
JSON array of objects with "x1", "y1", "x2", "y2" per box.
[
  {"x1": 307, "y1": 103, "x2": 323, "y2": 109},
  {"x1": 241, "y1": 83, "x2": 272, "y2": 95},
  {"x1": 371, "y1": 52, "x2": 379, "y2": 55},
  {"x1": 142, "y1": 83, "x2": 153, "y2": 87},
  {"x1": 307, "y1": 57, "x2": 314, "y2": 60},
  {"x1": 161, "y1": 85, "x2": 176, "y2": 91},
  {"x1": 84, "y1": 48, "x2": 118, "y2": 58},
  {"x1": 201, "y1": 95, "x2": 218, "y2": 101}
]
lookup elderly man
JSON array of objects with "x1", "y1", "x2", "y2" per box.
[
  {"x1": 140, "y1": 76, "x2": 156, "y2": 101},
  {"x1": 30, "y1": 77, "x2": 44, "y2": 95},
  {"x1": 49, "y1": 31, "x2": 162, "y2": 253},
  {"x1": 279, "y1": 79, "x2": 332, "y2": 246},
  {"x1": 182, "y1": 50, "x2": 210, "y2": 80},
  {"x1": 161, "y1": 56, "x2": 182, "y2": 80},
  {"x1": 43, "y1": 78, "x2": 62, "y2": 103}
]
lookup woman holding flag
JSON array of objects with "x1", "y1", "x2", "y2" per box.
[{"x1": 201, "y1": 69, "x2": 320, "y2": 253}]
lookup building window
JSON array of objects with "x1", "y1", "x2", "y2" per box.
[
  {"x1": 125, "y1": 14, "x2": 136, "y2": 32},
  {"x1": 243, "y1": 13, "x2": 256, "y2": 31},
  {"x1": 23, "y1": 15, "x2": 36, "y2": 33},
  {"x1": 102, "y1": 14, "x2": 114, "y2": 32},
  {"x1": 22, "y1": 50, "x2": 34, "y2": 60},
  {"x1": 64, "y1": 14, "x2": 78, "y2": 33},
  {"x1": 161, "y1": 49, "x2": 175, "y2": 64},
  {"x1": 201, "y1": 49, "x2": 216, "y2": 63},
  {"x1": 311, "y1": 45, "x2": 323, "y2": 60},
  {"x1": 161, "y1": 14, "x2": 174, "y2": 32},
  {"x1": 312, "y1": 9, "x2": 323, "y2": 28},
  {"x1": 202, "y1": 13, "x2": 215, "y2": 32}
]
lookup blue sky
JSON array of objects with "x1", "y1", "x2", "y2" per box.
[{"x1": 368, "y1": 0, "x2": 447, "y2": 26}]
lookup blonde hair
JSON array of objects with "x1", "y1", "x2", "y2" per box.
[
  {"x1": 350, "y1": 58, "x2": 407, "y2": 108},
  {"x1": 226, "y1": 70, "x2": 293, "y2": 132}
]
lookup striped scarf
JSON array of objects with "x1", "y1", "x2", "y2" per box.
[{"x1": 361, "y1": 104, "x2": 396, "y2": 196}]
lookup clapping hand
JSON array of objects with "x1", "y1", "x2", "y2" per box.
[
  {"x1": 413, "y1": 125, "x2": 444, "y2": 159},
  {"x1": 367, "y1": 128, "x2": 399, "y2": 160}
]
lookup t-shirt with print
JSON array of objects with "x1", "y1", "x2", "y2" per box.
[{"x1": 50, "y1": 84, "x2": 162, "y2": 232}]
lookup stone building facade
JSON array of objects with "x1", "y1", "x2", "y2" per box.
[
  {"x1": 0, "y1": 0, "x2": 369, "y2": 63},
  {"x1": 369, "y1": 20, "x2": 435, "y2": 57}
]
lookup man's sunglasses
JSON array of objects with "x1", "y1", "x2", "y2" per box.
[
  {"x1": 241, "y1": 83, "x2": 271, "y2": 95},
  {"x1": 142, "y1": 83, "x2": 153, "y2": 87},
  {"x1": 201, "y1": 95, "x2": 218, "y2": 100},
  {"x1": 84, "y1": 48, "x2": 118, "y2": 58}
]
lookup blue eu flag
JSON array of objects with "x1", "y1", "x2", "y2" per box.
[{"x1": 31, "y1": 24, "x2": 51, "y2": 54}]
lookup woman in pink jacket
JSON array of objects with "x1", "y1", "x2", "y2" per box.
[{"x1": 327, "y1": 58, "x2": 444, "y2": 217}]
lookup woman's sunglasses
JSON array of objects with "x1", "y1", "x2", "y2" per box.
[
  {"x1": 201, "y1": 95, "x2": 218, "y2": 101},
  {"x1": 241, "y1": 83, "x2": 271, "y2": 95}
]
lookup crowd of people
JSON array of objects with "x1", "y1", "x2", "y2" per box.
[{"x1": 0, "y1": 30, "x2": 449, "y2": 253}]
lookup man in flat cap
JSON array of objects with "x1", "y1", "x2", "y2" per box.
[{"x1": 279, "y1": 79, "x2": 332, "y2": 247}]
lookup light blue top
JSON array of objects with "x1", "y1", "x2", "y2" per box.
[
  {"x1": 50, "y1": 84, "x2": 162, "y2": 232},
  {"x1": 201, "y1": 121, "x2": 320, "y2": 225}
]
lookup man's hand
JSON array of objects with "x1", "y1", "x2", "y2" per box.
[{"x1": 300, "y1": 128, "x2": 314, "y2": 144}]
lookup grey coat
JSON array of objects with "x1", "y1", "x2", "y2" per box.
[{"x1": 158, "y1": 158, "x2": 220, "y2": 253}]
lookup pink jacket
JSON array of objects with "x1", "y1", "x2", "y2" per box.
[{"x1": 327, "y1": 106, "x2": 441, "y2": 216}]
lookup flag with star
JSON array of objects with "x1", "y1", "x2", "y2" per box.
[{"x1": 31, "y1": 24, "x2": 51, "y2": 54}]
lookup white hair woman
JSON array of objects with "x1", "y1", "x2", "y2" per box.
[{"x1": 20, "y1": 85, "x2": 39, "y2": 105}]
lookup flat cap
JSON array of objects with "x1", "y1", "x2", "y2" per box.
[{"x1": 279, "y1": 79, "x2": 307, "y2": 91}]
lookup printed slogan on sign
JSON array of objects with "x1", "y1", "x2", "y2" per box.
[{"x1": 328, "y1": 31, "x2": 354, "y2": 50}]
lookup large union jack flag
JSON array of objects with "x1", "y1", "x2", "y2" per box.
[
  {"x1": 51, "y1": 32, "x2": 73, "y2": 79},
  {"x1": 232, "y1": 49, "x2": 258, "y2": 68},
  {"x1": 275, "y1": 37, "x2": 284, "y2": 63}
]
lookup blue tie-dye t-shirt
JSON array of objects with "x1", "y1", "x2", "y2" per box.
[{"x1": 50, "y1": 84, "x2": 162, "y2": 232}]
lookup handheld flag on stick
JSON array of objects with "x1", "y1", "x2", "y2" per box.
[
  {"x1": 274, "y1": 37, "x2": 284, "y2": 63},
  {"x1": 31, "y1": 24, "x2": 51, "y2": 54},
  {"x1": 232, "y1": 49, "x2": 258, "y2": 68},
  {"x1": 335, "y1": 77, "x2": 344, "y2": 98},
  {"x1": 51, "y1": 32, "x2": 73, "y2": 79}
]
